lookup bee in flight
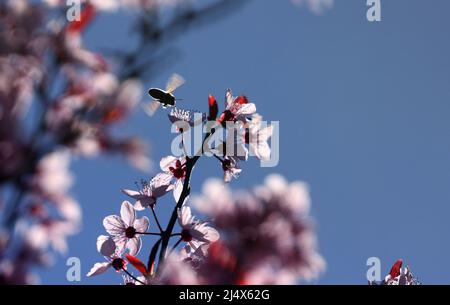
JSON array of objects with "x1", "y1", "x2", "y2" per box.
[{"x1": 143, "y1": 73, "x2": 185, "y2": 116}]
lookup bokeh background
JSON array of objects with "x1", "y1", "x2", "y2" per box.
[{"x1": 37, "y1": 0, "x2": 450, "y2": 284}]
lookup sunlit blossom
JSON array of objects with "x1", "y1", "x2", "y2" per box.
[
  {"x1": 219, "y1": 89, "x2": 256, "y2": 124},
  {"x1": 122, "y1": 173, "x2": 174, "y2": 210},
  {"x1": 246, "y1": 114, "x2": 273, "y2": 161},
  {"x1": 177, "y1": 206, "x2": 219, "y2": 249},
  {"x1": 103, "y1": 201, "x2": 150, "y2": 255},
  {"x1": 87, "y1": 237, "x2": 127, "y2": 277}
]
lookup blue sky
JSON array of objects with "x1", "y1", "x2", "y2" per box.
[{"x1": 37, "y1": 0, "x2": 450, "y2": 284}]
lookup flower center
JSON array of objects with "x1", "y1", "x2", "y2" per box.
[
  {"x1": 170, "y1": 160, "x2": 186, "y2": 179},
  {"x1": 112, "y1": 258, "x2": 125, "y2": 271},
  {"x1": 219, "y1": 110, "x2": 235, "y2": 124},
  {"x1": 171, "y1": 167, "x2": 185, "y2": 179},
  {"x1": 181, "y1": 229, "x2": 192, "y2": 242},
  {"x1": 222, "y1": 159, "x2": 231, "y2": 171},
  {"x1": 125, "y1": 226, "x2": 137, "y2": 238}
]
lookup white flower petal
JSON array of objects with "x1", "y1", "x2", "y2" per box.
[
  {"x1": 191, "y1": 224, "x2": 220, "y2": 243},
  {"x1": 151, "y1": 174, "x2": 175, "y2": 198},
  {"x1": 121, "y1": 189, "x2": 141, "y2": 198},
  {"x1": 90, "y1": 0, "x2": 119, "y2": 11},
  {"x1": 256, "y1": 142, "x2": 271, "y2": 161},
  {"x1": 235, "y1": 143, "x2": 249, "y2": 161},
  {"x1": 126, "y1": 237, "x2": 142, "y2": 256},
  {"x1": 178, "y1": 206, "x2": 194, "y2": 228},
  {"x1": 225, "y1": 89, "x2": 234, "y2": 107},
  {"x1": 103, "y1": 215, "x2": 125, "y2": 236},
  {"x1": 134, "y1": 217, "x2": 150, "y2": 233},
  {"x1": 57, "y1": 196, "x2": 82, "y2": 223},
  {"x1": 173, "y1": 179, "x2": 184, "y2": 203},
  {"x1": 183, "y1": 207, "x2": 193, "y2": 225},
  {"x1": 177, "y1": 209, "x2": 183, "y2": 227},
  {"x1": 224, "y1": 170, "x2": 233, "y2": 183},
  {"x1": 236, "y1": 103, "x2": 256, "y2": 115},
  {"x1": 287, "y1": 182, "x2": 311, "y2": 214},
  {"x1": 204, "y1": 227, "x2": 220, "y2": 242},
  {"x1": 258, "y1": 125, "x2": 273, "y2": 142},
  {"x1": 159, "y1": 155, "x2": 177, "y2": 172},
  {"x1": 264, "y1": 174, "x2": 287, "y2": 194},
  {"x1": 120, "y1": 201, "x2": 136, "y2": 227},
  {"x1": 114, "y1": 236, "x2": 127, "y2": 255},
  {"x1": 87, "y1": 262, "x2": 111, "y2": 277},
  {"x1": 96, "y1": 235, "x2": 116, "y2": 257},
  {"x1": 187, "y1": 240, "x2": 203, "y2": 252},
  {"x1": 134, "y1": 198, "x2": 152, "y2": 211}
]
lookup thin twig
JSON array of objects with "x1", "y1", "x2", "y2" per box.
[
  {"x1": 147, "y1": 238, "x2": 162, "y2": 275},
  {"x1": 169, "y1": 237, "x2": 183, "y2": 255},
  {"x1": 151, "y1": 206, "x2": 164, "y2": 233},
  {"x1": 155, "y1": 132, "x2": 214, "y2": 272},
  {"x1": 213, "y1": 154, "x2": 224, "y2": 162},
  {"x1": 137, "y1": 232, "x2": 161, "y2": 236},
  {"x1": 156, "y1": 156, "x2": 198, "y2": 270}
]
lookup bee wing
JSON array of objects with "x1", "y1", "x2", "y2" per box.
[
  {"x1": 165, "y1": 73, "x2": 185, "y2": 93},
  {"x1": 142, "y1": 100, "x2": 161, "y2": 117}
]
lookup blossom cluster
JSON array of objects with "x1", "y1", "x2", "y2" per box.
[
  {"x1": 370, "y1": 259, "x2": 421, "y2": 286},
  {"x1": 88, "y1": 88, "x2": 324, "y2": 284},
  {"x1": 188, "y1": 175, "x2": 325, "y2": 284},
  {"x1": 0, "y1": 0, "x2": 243, "y2": 284},
  {"x1": 0, "y1": 0, "x2": 151, "y2": 284}
]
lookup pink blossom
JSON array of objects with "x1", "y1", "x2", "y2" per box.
[
  {"x1": 87, "y1": 236, "x2": 127, "y2": 277},
  {"x1": 177, "y1": 206, "x2": 220, "y2": 249},
  {"x1": 168, "y1": 108, "x2": 206, "y2": 128},
  {"x1": 255, "y1": 174, "x2": 311, "y2": 214},
  {"x1": 33, "y1": 150, "x2": 73, "y2": 197},
  {"x1": 218, "y1": 89, "x2": 256, "y2": 123},
  {"x1": 154, "y1": 253, "x2": 200, "y2": 285},
  {"x1": 192, "y1": 175, "x2": 325, "y2": 284},
  {"x1": 376, "y1": 259, "x2": 421, "y2": 285},
  {"x1": 221, "y1": 156, "x2": 242, "y2": 183},
  {"x1": 122, "y1": 173, "x2": 173, "y2": 210},
  {"x1": 44, "y1": 0, "x2": 185, "y2": 11},
  {"x1": 160, "y1": 155, "x2": 186, "y2": 201},
  {"x1": 103, "y1": 201, "x2": 150, "y2": 255},
  {"x1": 246, "y1": 114, "x2": 273, "y2": 161},
  {"x1": 26, "y1": 219, "x2": 79, "y2": 254}
]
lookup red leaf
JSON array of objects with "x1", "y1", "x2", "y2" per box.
[
  {"x1": 235, "y1": 95, "x2": 248, "y2": 105},
  {"x1": 125, "y1": 254, "x2": 148, "y2": 276},
  {"x1": 66, "y1": 3, "x2": 96, "y2": 34},
  {"x1": 389, "y1": 259, "x2": 403, "y2": 278}
]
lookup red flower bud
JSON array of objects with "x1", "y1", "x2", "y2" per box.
[
  {"x1": 235, "y1": 95, "x2": 248, "y2": 105},
  {"x1": 389, "y1": 259, "x2": 403, "y2": 278},
  {"x1": 208, "y1": 95, "x2": 218, "y2": 120}
]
